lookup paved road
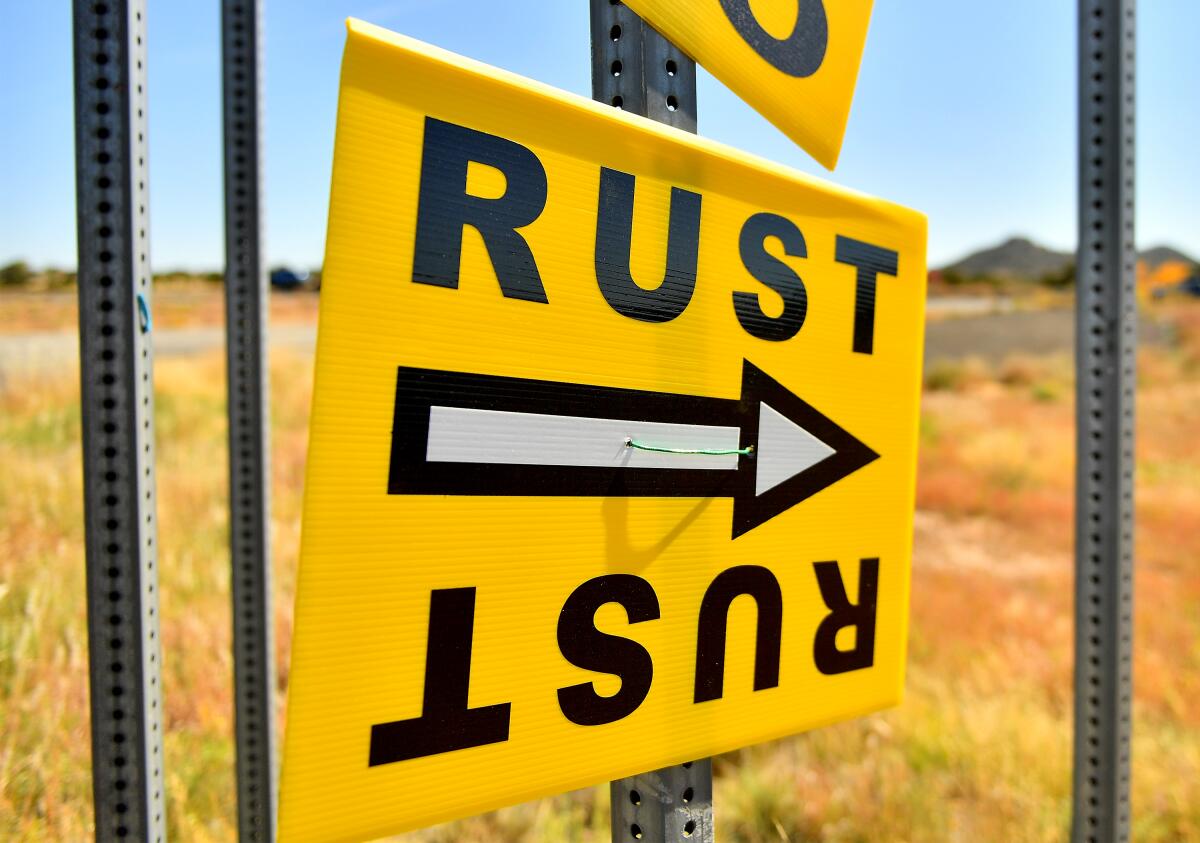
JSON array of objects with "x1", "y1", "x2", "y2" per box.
[
  {"x1": 926, "y1": 295, "x2": 1017, "y2": 319},
  {"x1": 0, "y1": 308, "x2": 1169, "y2": 381},
  {"x1": 921, "y1": 307, "x2": 1168, "y2": 371}
]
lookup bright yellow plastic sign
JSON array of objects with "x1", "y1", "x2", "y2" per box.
[
  {"x1": 622, "y1": 0, "x2": 875, "y2": 169},
  {"x1": 279, "y1": 19, "x2": 925, "y2": 841}
]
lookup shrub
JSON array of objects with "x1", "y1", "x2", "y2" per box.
[
  {"x1": 0, "y1": 260, "x2": 33, "y2": 287},
  {"x1": 1039, "y1": 262, "x2": 1076, "y2": 289},
  {"x1": 925, "y1": 357, "x2": 991, "y2": 392}
]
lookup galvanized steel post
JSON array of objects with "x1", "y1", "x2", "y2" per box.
[
  {"x1": 590, "y1": 0, "x2": 696, "y2": 132},
  {"x1": 1073, "y1": 1, "x2": 1136, "y2": 841},
  {"x1": 72, "y1": 1, "x2": 167, "y2": 839},
  {"x1": 222, "y1": 1, "x2": 278, "y2": 839},
  {"x1": 590, "y1": 3, "x2": 713, "y2": 841}
]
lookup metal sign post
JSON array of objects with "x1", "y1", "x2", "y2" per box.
[
  {"x1": 1073, "y1": 1, "x2": 1136, "y2": 841},
  {"x1": 590, "y1": 0, "x2": 696, "y2": 131},
  {"x1": 221, "y1": 1, "x2": 278, "y2": 840},
  {"x1": 590, "y1": 3, "x2": 713, "y2": 841},
  {"x1": 72, "y1": 1, "x2": 167, "y2": 840}
]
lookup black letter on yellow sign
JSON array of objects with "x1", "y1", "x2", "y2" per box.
[
  {"x1": 812, "y1": 558, "x2": 879, "y2": 675},
  {"x1": 368, "y1": 588, "x2": 511, "y2": 766},
  {"x1": 557, "y1": 574, "x2": 660, "y2": 725},
  {"x1": 694, "y1": 565, "x2": 783, "y2": 703},
  {"x1": 733, "y1": 213, "x2": 809, "y2": 342},
  {"x1": 412, "y1": 117, "x2": 549, "y2": 303},
  {"x1": 835, "y1": 236, "x2": 899, "y2": 355},
  {"x1": 720, "y1": 0, "x2": 828, "y2": 78},
  {"x1": 595, "y1": 168, "x2": 702, "y2": 323}
]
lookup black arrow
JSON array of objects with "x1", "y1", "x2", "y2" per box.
[{"x1": 388, "y1": 360, "x2": 879, "y2": 537}]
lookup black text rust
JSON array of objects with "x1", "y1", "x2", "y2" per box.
[
  {"x1": 367, "y1": 558, "x2": 880, "y2": 767},
  {"x1": 411, "y1": 117, "x2": 899, "y2": 355},
  {"x1": 368, "y1": 588, "x2": 511, "y2": 766}
]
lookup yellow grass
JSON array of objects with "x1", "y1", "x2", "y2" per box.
[
  {"x1": 0, "y1": 283, "x2": 319, "y2": 334},
  {"x1": 2, "y1": 301, "x2": 1198, "y2": 841}
]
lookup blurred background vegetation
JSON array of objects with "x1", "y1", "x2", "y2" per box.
[{"x1": 1, "y1": 278, "x2": 1197, "y2": 841}]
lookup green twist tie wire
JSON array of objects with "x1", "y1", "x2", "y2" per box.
[{"x1": 624, "y1": 437, "x2": 754, "y2": 457}]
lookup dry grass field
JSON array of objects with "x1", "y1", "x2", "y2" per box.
[
  {"x1": 1, "y1": 293, "x2": 1197, "y2": 841},
  {"x1": 0, "y1": 282, "x2": 320, "y2": 334}
]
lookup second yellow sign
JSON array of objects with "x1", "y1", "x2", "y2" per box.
[{"x1": 623, "y1": 0, "x2": 875, "y2": 169}]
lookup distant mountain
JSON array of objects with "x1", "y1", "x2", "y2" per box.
[
  {"x1": 1139, "y1": 245, "x2": 1198, "y2": 270},
  {"x1": 943, "y1": 237, "x2": 1071, "y2": 280},
  {"x1": 942, "y1": 237, "x2": 1198, "y2": 280}
]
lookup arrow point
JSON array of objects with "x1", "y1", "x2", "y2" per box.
[
  {"x1": 755, "y1": 401, "x2": 836, "y2": 495},
  {"x1": 733, "y1": 360, "x2": 879, "y2": 538}
]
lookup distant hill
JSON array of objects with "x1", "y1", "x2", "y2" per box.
[
  {"x1": 942, "y1": 237, "x2": 1198, "y2": 280},
  {"x1": 943, "y1": 237, "x2": 1071, "y2": 280},
  {"x1": 1139, "y1": 245, "x2": 1198, "y2": 271}
]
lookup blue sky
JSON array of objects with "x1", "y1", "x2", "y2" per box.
[{"x1": 1, "y1": 1, "x2": 1196, "y2": 270}]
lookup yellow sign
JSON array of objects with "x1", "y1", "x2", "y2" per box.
[
  {"x1": 622, "y1": 0, "x2": 874, "y2": 169},
  {"x1": 280, "y1": 19, "x2": 926, "y2": 842}
]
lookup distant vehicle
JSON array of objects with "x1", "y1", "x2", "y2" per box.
[
  {"x1": 269, "y1": 267, "x2": 311, "y2": 291},
  {"x1": 1151, "y1": 274, "x2": 1200, "y2": 300}
]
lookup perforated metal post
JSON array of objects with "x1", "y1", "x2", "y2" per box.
[
  {"x1": 590, "y1": 3, "x2": 713, "y2": 841},
  {"x1": 1073, "y1": 2, "x2": 1136, "y2": 842},
  {"x1": 609, "y1": 760, "x2": 713, "y2": 843},
  {"x1": 73, "y1": 1, "x2": 167, "y2": 840},
  {"x1": 590, "y1": 0, "x2": 696, "y2": 132},
  {"x1": 222, "y1": 1, "x2": 278, "y2": 840}
]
